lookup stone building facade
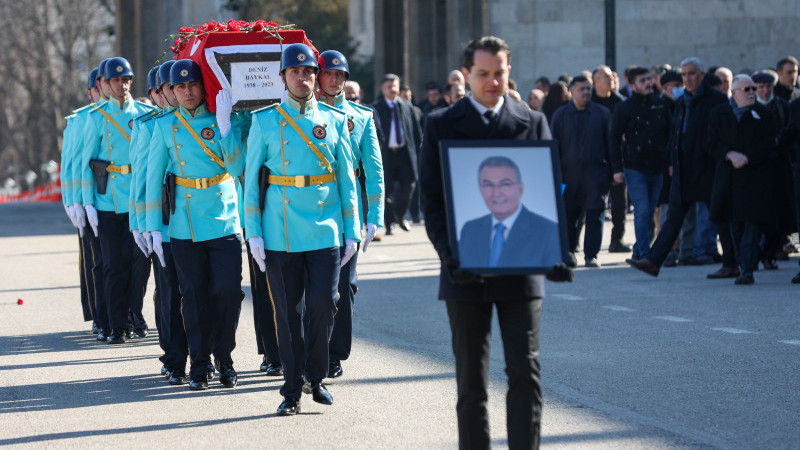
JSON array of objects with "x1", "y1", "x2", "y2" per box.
[{"x1": 352, "y1": 0, "x2": 800, "y2": 98}]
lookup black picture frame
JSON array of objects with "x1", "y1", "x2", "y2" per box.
[{"x1": 440, "y1": 140, "x2": 569, "y2": 275}]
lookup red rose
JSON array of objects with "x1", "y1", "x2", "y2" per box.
[{"x1": 266, "y1": 21, "x2": 279, "y2": 27}]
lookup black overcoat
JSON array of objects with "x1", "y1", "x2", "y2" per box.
[
  {"x1": 419, "y1": 95, "x2": 552, "y2": 302},
  {"x1": 708, "y1": 102, "x2": 781, "y2": 223}
]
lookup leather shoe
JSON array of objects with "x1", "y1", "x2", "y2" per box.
[
  {"x1": 277, "y1": 397, "x2": 300, "y2": 416},
  {"x1": 206, "y1": 363, "x2": 215, "y2": 381},
  {"x1": 265, "y1": 362, "x2": 283, "y2": 377},
  {"x1": 762, "y1": 259, "x2": 779, "y2": 270},
  {"x1": 792, "y1": 271, "x2": 800, "y2": 284},
  {"x1": 160, "y1": 365, "x2": 169, "y2": 376},
  {"x1": 96, "y1": 329, "x2": 110, "y2": 342},
  {"x1": 328, "y1": 362, "x2": 343, "y2": 378},
  {"x1": 735, "y1": 273, "x2": 755, "y2": 285},
  {"x1": 124, "y1": 328, "x2": 133, "y2": 340},
  {"x1": 608, "y1": 240, "x2": 632, "y2": 253},
  {"x1": 131, "y1": 312, "x2": 148, "y2": 337},
  {"x1": 707, "y1": 266, "x2": 740, "y2": 279},
  {"x1": 169, "y1": 371, "x2": 187, "y2": 385},
  {"x1": 397, "y1": 219, "x2": 411, "y2": 232},
  {"x1": 585, "y1": 257, "x2": 601, "y2": 268},
  {"x1": 92, "y1": 322, "x2": 102, "y2": 335},
  {"x1": 218, "y1": 362, "x2": 237, "y2": 388},
  {"x1": 107, "y1": 329, "x2": 126, "y2": 344},
  {"x1": 189, "y1": 377, "x2": 208, "y2": 390},
  {"x1": 259, "y1": 356, "x2": 268, "y2": 372},
  {"x1": 629, "y1": 258, "x2": 660, "y2": 277},
  {"x1": 385, "y1": 224, "x2": 395, "y2": 235},
  {"x1": 303, "y1": 382, "x2": 333, "y2": 405},
  {"x1": 566, "y1": 252, "x2": 578, "y2": 268}
]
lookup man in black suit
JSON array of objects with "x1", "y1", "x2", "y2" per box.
[
  {"x1": 459, "y1": 156, "x2": 561, "y2": 269},
  {"x1": 373, "y1": 73, "x2": 423, "y2": 234},
  {"x1": 420, "y1": 36, "x2": 572, "y2": 450}
]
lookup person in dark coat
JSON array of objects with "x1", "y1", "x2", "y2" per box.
[
  {"x1": 788, "y1": 96, "x2": 800, "y2": 283},
  {"x1": 708, "y1": 74, "x2": 781, "y2": 284},
  {"x1": 419, "y1": 36, "x2": 571, "y2": 450},
  {"x1": 753, "y1": 71, "x2": 798, "y2": 269},
  {"x1": 373, "y1": 73, "x2": 423, "y2": 234},
  {"x1": 541, "y1": 80, "x2": 569, "y2": 123},
  {"x1": 551, "y1": 75, "x2": 611, "y2": 268},
  {"x1": 630, "y1": 57, "x2": 729, "y2": 277}
]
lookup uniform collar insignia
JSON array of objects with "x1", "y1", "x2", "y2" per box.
[{"x1": 286, "y1": 95, "x2": 316, "y2": 114}]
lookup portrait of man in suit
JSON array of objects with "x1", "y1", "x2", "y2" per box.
[{"x1": 458, "y1": 155, "x2": 562, "y2": 269}]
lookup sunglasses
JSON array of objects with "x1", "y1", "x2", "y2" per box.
[{"x1": 736, "y1": 86, "x2": 757, "y2": 93}]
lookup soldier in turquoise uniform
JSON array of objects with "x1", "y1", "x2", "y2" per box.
[
  {"x1": 244, "y1": 43, "x2": 360, "y2": 415},
  {"x1": 68, "y1": 61, "x2": 110, "y2": 339},
  {"x1": 140, "y1": 60, "x2": 190, "y2": 385},
  {"x1": 145, "y1": 59, "x2": 244, "y2": 390},
  {"x1": 80, "y1": 57, "x2": 156, "y2": 344},
  {"x1": 316, "y1": 50, "x2": 384, "y2": 379}
]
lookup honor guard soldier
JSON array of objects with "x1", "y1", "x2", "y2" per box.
[
  {"x1": 316, "y1": 49, "x2": 384, "y2": 379},
  {"x1": 69, "y1": 64, "x2": 109, "y2": 337},
  {"x1": 244, "y1": 43, "x2": 360, "y2": 416},
  {"x1": 80, "y1": 56, "x2": 156, "y2": 344},
  {"x1": 142, "y1": 60, "x2": 190, "y2": 385},
  {"x1": 145, "y1": 59, "x2": 245, "y2": 391}
]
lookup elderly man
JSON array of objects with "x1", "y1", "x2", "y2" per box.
[
  {"x1": 629, "y1": 57, "x2": 728, "y2": 277},
  {"x1": 708, "y1": 75, "x2": 780, "y2": 284},
  {"x1": 552, "y1": 75, "x2": 611, "y2": 268}
]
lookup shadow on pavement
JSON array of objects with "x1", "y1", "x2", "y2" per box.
[
  {"x1": 0, "y1": 331, "x2": 162, "y2": 357},
  {"x1": 0, "y1": 204, "x2": 76, "y2": 237}
]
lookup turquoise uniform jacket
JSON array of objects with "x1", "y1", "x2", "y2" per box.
[
  {"x1": 243, "y1": 97, "x2": 360, "y2": 252},
  {"x1": 80, "y1": 97, "x2": 155, "y2": 212},
  {"x1": 145, "y1": 104, "x2": 244, "y2": 242},
  {"x1": 322, "y1": 92, "x2": 385, "y2": 227},
  {"x1": 60, "y1": 115, "x2": 76, "y2": 206},
  {"x1": 128, "y1": 108, "x2": 162, "y2": 231}
]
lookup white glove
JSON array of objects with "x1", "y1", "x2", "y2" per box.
[
  {"x1": 132, "y1": 229, "x2": 149, "y2": 256},
  {"x1": 341, "y1": 238, "x2": 357, "y2": 267},
  {"x1": 362, "y1": 223, "x2": 378, "y2": 253},
  {"x1": 215, "y1": 88, "x2": 234, "y2": 138},
  {"x1": 84, "y1": 204, "x2": 99, "y2": 237},
  {"x1": 72, "y1": 203, "x2": 86, "y2": 233},
  {"x1": 142, "y1": 231, "x2": 153, "y2": 254},
  {"x1": 64, "y1": 203, "x2": 77, "y2": 228},
  {"x1": 151, "y1": 231, "x2": 166, "y2": 268},
  {"x1": 248, "y1": 236, "x2": 266, "y2": 272}
]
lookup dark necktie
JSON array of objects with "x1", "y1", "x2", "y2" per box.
[
  {"x1": 391, "y1": 102, "x2": 405, "y2": 146},
  {"x1": 484, "y1": 110, "x2": 497, "y2": 126},
  {"x1": 489, "y1": 223, "x2": 505, "y2": 267}
]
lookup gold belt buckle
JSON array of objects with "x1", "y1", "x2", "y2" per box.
[
  {"x1": 295, "y1": 175, "x2": 309, "y2": 188},
  {"x1": 195, "y1": 178, "x2": 209, "y2": 189}
]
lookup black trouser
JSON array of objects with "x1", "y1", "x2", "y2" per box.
[
  {"x1": 97, "y1": 211, "x2": 136, "y2": 330},
  {"x1": 78, "y1": 233, "x2": 94, "y2": 322},
  {"x1": 646, "y1": 198, "x2": 696, "y2": 266},
  {"x1": 565, "y1": 206, "x2": 604, "y2": 260},
  {"x1": 265, "y1": 247, "x2": 339, "y2": 400},
  {"x1": 731, "y1": 222, "x2": 761, "y2": 275},
  {"x1": 760, "y1": 232, "x2": 783, "y2": 262},
  {"x1": 246, "y1": 241, "x2": 280, "y2": 365},
  {"x1": 82, "y1": 224, "x2": 107, "y2": 329},
  {"x1": 330, "y1": 243, "x2": 359, "y2": 363},
  {"x1": 129, "y1": 239, "x2": 151, "y2": 320},
  {"x1": 383, "y1": 145, "x2": 416, "y2": 225},
  {"x1": 610, "y1": 182, "x2": 627, "y2": 243},
  {"x1": 155, "y1": 242, "x2": 188, "y2": 373},
  {"x1": 714, "y1": 220, "x2": 738, "y2": 269},
  {"x1": 446, "y1": 299, "x2": 542, "y2": 450},
  {"x1": 171, "y1": 235, "x2": 242, "y2": 380}
]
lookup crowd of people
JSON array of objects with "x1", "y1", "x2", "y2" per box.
[{"x1": 410, "y1": 55, "x2": 800, "y2": 285}]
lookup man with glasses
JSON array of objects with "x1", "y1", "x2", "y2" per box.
[{"x1": 458, "y1": 156, "x2": 560, "y2": 268}]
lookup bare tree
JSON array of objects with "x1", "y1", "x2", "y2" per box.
[{"x1": 0, "y1": 0, "x2": 114, "y2": 187}]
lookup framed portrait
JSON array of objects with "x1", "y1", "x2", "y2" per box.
[{"x1": 440, "y1": 140, "x2": 569, "y2": 275}]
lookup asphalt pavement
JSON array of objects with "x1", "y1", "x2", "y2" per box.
[{"x1": 1, "y1": 203, "x2": 798, "y2": 449}]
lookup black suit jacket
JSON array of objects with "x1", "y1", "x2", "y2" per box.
[
  {"x1": 458, "y1": 207, "x2": 561, "y2": 269},
  {"x1": 420, "y1": 95, "x2": 553, "y2": 301},
  {"x1": 372, "y1": 98, "x2": 423, "y2": 178}
]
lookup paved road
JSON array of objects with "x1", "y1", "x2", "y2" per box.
[{"x1": 1, "y1": 203, "x2": 798, "y2": 448}]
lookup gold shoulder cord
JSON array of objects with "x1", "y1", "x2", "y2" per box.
[
  {"x1": 173, "y1": 110, "x2": 225, "y2": 169},
  {"x1": 275, "y1": 105, "x2": 333, "y2": 174}
]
